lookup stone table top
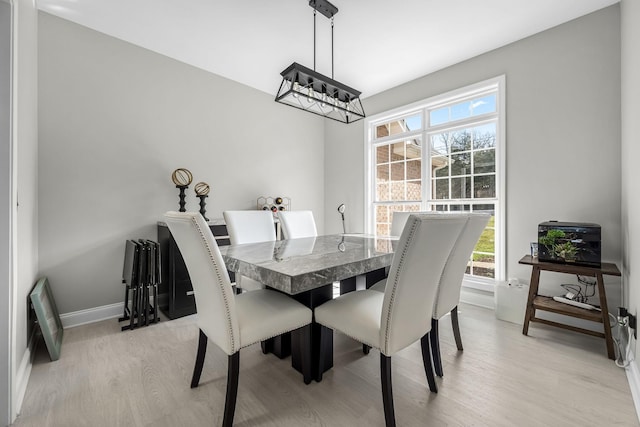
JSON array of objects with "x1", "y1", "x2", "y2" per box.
[{"x1": 219, "y1": 234, "x2": 397, "y2": 295}]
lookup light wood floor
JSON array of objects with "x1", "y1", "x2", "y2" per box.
[{"x1": 13, "y1": 304, "x2": 639, "y2": 426}]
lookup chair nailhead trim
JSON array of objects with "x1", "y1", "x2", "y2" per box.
[
  {"x1": 382, "y1": 218, "x2": 419, "y2": 355},
  {"x1": 192, "y1": 216, "x2": 237, "y2": 353}
]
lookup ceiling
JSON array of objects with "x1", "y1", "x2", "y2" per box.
[{"x1": 36, "y1": 0, "x2": 619, "y2": 99}]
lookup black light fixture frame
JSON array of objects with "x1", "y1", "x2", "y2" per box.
[{"x1": 275, "y1": 0, "x2": 365, "y2": 124}]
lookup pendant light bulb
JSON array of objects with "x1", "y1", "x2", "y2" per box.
[{"x1": 292, "y1": 81, "x2": 300, "y2": 98}]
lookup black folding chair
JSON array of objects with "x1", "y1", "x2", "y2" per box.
[
  {"x1": 120, "y1": 239, "x2": 161, "y2": 330},
  {"x1": 119, "y1": 240, "x2": 141, "y2": 331}
]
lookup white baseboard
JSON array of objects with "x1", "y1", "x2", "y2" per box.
[
  {"x1": 626, "y1": 360, "x2": 640, "y2": 423},
  {"x1": 59, "y1": 302, "x2": 124, "y2": 329},
  {"x1": 15, "y1": 334, "x2": 35, "y2": 416},
  {"x1": 460, "y1": 286, "x2": 494, "y2": 309}
]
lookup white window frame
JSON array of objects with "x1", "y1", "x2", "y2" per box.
[{"x1": 364, "y1": 76, "x2": 506, "y2": 289}]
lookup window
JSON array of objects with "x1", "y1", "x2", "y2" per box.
[{"x1": 365, "y1": 77, "x2": 505, "y2": 287}]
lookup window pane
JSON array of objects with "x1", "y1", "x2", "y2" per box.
[
  {"x1": 451, "y1": 176, "x2": 471, "y2": 198},
  {"x1": 471, "y1": 254, "x2": 495, "y2": 278},
  {"x1": 474, "y1": 175, "x2": 495, "y2": 198},
  {"x1": 473, "y1": 149, "x2": 495, "y2": 174},
  {"x1": 471, "y1": 94, "x2": 496, "y2": 116},
  {"x1": 450, "y1": 130, "x2": 471, "y2": 152},
  {"x1": 449, "y1": 204, "x2": 471, "y2": 211},
  {"x1": 390, "y1": 180, "x2": 405, "y2": 201},
  {"x1": 406, "y1": 180, "x2": 422, "y2": 200},
  {"x1": 451, "y1": 101, "x2": 471, "y2": 121},
  {"x1": 376, "y1": 145, "x2": 389, "y2": 164},
  {"x1": 377, "y1": 164, "x2": 389, "y2": 181},
  {"x1": 435, "y1": 178, "x2": 449, "y2": 199},
  {"x1": 375, "y1": 203, "x2": 422, "y2": 236},
  {"x1": 431, "y1": 133, "x2": 450, "y2": 155},
  {"x1": 376, "y1": 222, "x2": 389, "y2": 236},
  {"x1": 390, "y1": 162, "x2": 405, "y2": 181},
  {"x1": 405, "y1": 114, "x2": 422, "y2": 131},
  {"x1": 405, "y1": 140, "x2": 421, "y2": 159},
  {"x1": 430, "y1": 108, "x2": 448, "y2": 126},
  {"x1": 475, "y1": 224, "x2": 495, "y2": 255},
  {"x1": 432, "y1": 156, "x2": 448, "y2": 177},
  {"x1": 451, "y1": 152, "x2": 471, "y2": 176},
  {"x1": 407, "y1": 159, "x2": 421, "y2": 180},
  {"x1": 390, "y1": 141, "x2": 405, "y2": 161},
  {"x1": 473, "y1": 123, "x2": 496, "y2": 149},
  {"x1": 376, "y1": 124, "x2": 390, "y2": 139},
  {"x1": 376, "y1": 205, "x2": 389, "y2": 223},
  {"x1": 374, "y1": 114, "x2": 422, "y2": 140},
  {"x1": 376, "y1": 182, "x2": 389, "y2": 201}
]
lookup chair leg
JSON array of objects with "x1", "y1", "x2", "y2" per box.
[
  {"x1": 380, "y1": 354, "x2": 396, "y2": 427},
  {"x1": 363, "y1": 344, "x2": 371, "y2": 355},
  {"x1": 451, "y1": 306, "x2": 464, "y2": 351},
  {"x1": 223, "y1": 352, "x2": 240, "y2": 427},
  {"x1": 430, "y1": 318, "x2": 443, "y2": 377},
  {"x1": 191, "y1": 329, "x2": 208, "y2": 388},
  {"x1": 421, "y1": 333, "x2": 438, "y2": 393}
]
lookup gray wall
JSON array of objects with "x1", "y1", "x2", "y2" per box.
[
  {"x1": 38, "y1": 12, "x2": 325, "y2": 314},
  {"x1": 325, "y1": 6, "x2": 622, "y2": 311},
  {"x1": 621, "y1": 0, "x2": 640, "y2": 373}
]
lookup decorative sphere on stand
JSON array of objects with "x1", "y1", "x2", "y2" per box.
[
  {"x1": 171, "y1": 168, "x2": 193, "y2": 187},
  {"x1": 194, "y1": 182, "x2": 210, "y2": 196},
  {"x1": 171, "y1": 168, "x2": 193, "y2": 212},
  {"x1": 195, "y1": 181, "x2": 210, "y2": 221}
]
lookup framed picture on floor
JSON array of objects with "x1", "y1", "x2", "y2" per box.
[{"x1": 30, "y1": 277, "x2": 64, "y2": 361}]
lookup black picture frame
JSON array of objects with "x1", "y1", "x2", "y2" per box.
[{"x1": 30, "y1": 277, "x2": 63, "y2": 361}]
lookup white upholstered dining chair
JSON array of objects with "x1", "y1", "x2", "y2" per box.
[
  {"x1": 278, "y1": 210, "x2": 318, "y2": 239},
  {"x1": 164, "y1": 211, "x2": 313, "y2": 427},
  {"x1": 371, "y1": 212, "x2": 490, "y2": 392},
  {"x1": 314, "y1": 214, "x2": 468, "y2": 427},
  {"x1": 223, "y1": 210, "x2": 276, "y2": 292},
  {"x1": 428, "y1": 213, "x2": 490, "y2": 380},
  {"x1": 389, "y1": 211, "x2": 414, "y2": 237}
]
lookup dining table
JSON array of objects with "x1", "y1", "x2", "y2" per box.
[{"x1": 218, "y1": 234, "x2": 397, "y2": 381}]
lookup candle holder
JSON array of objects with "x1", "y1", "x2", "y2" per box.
[
  {"x1": 176, "y1": 185, "x2": 188, "y2": 212},
  {"x1": 171, "y1": 168, "x2": 193, "y2": 212},
  {"x1": 194, "y1": 182, "x2": 210, "y2": 221},
  {"x1": 337, "y1": 203, "x2": 346, "y2": 234},
  {"x1": 197, "y1": 195, "x2": 209, "y2": 221}
]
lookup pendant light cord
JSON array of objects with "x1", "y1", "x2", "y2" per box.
[
  {"x1": 313, "y1": 9, "x2": 317, "y2": 71},
  {"x1": 331, "y1": 16, "x2": 334, "y2": 79}
]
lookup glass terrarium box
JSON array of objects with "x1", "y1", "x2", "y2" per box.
[{"x1": 537, "y1": 221, "x2": 601, "y2": 267}]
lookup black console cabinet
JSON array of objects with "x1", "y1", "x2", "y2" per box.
[{"x1": 157, "y1": 221, "x2": 233, "y2": 319}]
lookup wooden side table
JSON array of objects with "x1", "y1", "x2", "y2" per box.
[{"x1": 519, "y1": 255, "x2": 620, "y2": 360}]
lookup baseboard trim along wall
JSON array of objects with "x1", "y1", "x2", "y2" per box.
[
  {"x1": 15, "y1": 344, "x2": 32, "y2": 415},
  {"x1": 59, "y1": 302, "x2": 123, "y2": 329},
  {"x1": 626, "y1": 360, "x2": 640, "y2": 422},
  {"x1": 460, "y1": 287, "x2": 494, "y2": 310}
]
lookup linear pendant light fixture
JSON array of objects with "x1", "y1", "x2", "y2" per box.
[{"x1": 275, "y1": 0, "x2": 365, "y2": 124}]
